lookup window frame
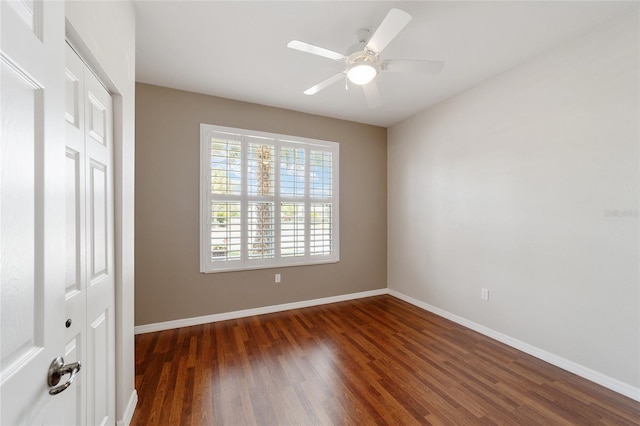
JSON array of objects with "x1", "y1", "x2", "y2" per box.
[{"x1": 200, "y1": 124, "x2": 340, "y2": 273}]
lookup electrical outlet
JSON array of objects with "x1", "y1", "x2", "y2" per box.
[
  {"x1": 481, "y1": 288, "x2": 489, "y2": 301},
  {"x1": 275, "y1": 273, "x2": 281, "y2": 283}
]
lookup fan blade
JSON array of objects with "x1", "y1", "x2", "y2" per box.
[
  {"x1": 381, "y1": 60, "x2": 444, "y2": 75},
  {"x1": 365, "y1": 8, "x2": 412, "y2": 54},
  {"x1": 304, "y1": 73, "x2": 345, "y2": 95},
  {"x1": 287, "y1": 40, "x2": 345, "y2": 61},
  {"x1": 362, "y1": 80, "x2": 382, "y2": 109}
]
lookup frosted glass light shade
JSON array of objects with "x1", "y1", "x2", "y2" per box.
[{"x1": 347, "y1": 64, "x2": 377, "y2": 85}]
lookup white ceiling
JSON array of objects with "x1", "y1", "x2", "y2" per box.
[{"x1": 135, "y1": 1, "x2": 635, "y2": 127}]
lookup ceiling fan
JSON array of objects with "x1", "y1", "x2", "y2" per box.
[{"x1": 287, "y1": 8, "x2": 444, "y2": 108}]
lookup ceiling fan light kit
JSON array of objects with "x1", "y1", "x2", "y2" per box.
[
  {"x1": 347, "y1": 63, "x2": 377, "y2": 85},
  {"x1": 346, "y1": 52, "x2": 378, "y2": 85},
  {"x1": 287, "y1": 8, "x2": 444, "y2": 108}
]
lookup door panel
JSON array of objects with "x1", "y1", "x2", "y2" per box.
[
  {"x1": 61, "y1": 337, "x2": 82, "y2": 425},
  {"x1": 90, "y1": 160, "x2": 108, "y2": 279},
  {"x1": 90, "y1": 311, "x2": 109, "y2": 425},
  {"x1": 1, "y1": 58, "x2": 38, "y2": 369},
  {"x1": 1, "y1": 1, "x2": 65, "y2": 424},
  {"x1": 5, "y1": 0, "x2": 43, "y2": 38},
  {"x1": 64, "y1": 43, "x2": 87, "y2": 426},
  {"x1": 84, "y1": 65, "x2": 115, "y2": 426},
  {"x1": 64, "y1": 43, "x2": 115, "y2": 426},
  {"x1": 65, "y1": 148, "x2": 82, "y2": 294},
  {"x1": 87, "y1": 94, "x2": 107, "y2": 146}
]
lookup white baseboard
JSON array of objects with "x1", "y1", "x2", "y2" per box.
[
  {"x1": 117, "y1": 389, "x2": 138, "y2": 426},
  {"x1": 133, "y1": 287, "x2": 639, "y2": 402},
  {"x1": 388, "y1": 289, "x2": 640, "y2": 402},
  {"x1": 134, "y1": 288, "x2": 388, "y2": 335}
]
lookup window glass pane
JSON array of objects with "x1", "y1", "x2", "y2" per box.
[
  {"x1": 248, "y1": 202, "x2": 274, "y2": 259},
  {"x1": 311, "y1": 203, "x2": 332, "y2": 255},
  {"x1": 280, "y1": 147, "x2": 305, "y2": 197},
  {"x1": 248, "y1": 143, "x2": 275, "y2": 197},
  {"x1": 281, "y1": 202, "x2": 305, "y2": 257},
  {"x1": 310, "y1": 151, "x2": 332, "y2": 198},
  {"x1": 211, "y1": 138, "x2": 241, "y2": 195},
  {"x1": 210, "y1": 201, "x2": 241, "y2": 261}
]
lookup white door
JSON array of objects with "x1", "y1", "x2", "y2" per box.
[
  {"x1": 1, "y1": 1, "x2": 67, "y2": 425},
  {"x1": 64, "y1": 44, "x2": 115, "y2": 425}
]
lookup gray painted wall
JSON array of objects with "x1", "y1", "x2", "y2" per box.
[{"x1": 388, "y1": 13, "x2": 639, "y2": 389}]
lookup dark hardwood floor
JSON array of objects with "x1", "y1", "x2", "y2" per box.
[{"x1": 131, "y1": 295, "x2": 640, "y2": 425}]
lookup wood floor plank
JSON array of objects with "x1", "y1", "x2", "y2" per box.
[{"x1": 131, "y1": 295, "x2": 640, "y2": 425}]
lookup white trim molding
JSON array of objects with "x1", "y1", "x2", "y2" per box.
[
  {"x1": 133, "y1": 287, "x2": 640, "y2": 402},
  {"x1": 116, "y1": 389, "x2": 138, "y2": 426},
  {"x1": 134, "y1": 289, "x2": 387, "y2": 335},
  {"x1": 388, "y1": 289, "x2": 640, "y2": 402}
]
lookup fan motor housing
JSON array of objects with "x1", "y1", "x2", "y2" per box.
[{"x1": 347, "y1": 50, "x2": 378, "y2": 67}]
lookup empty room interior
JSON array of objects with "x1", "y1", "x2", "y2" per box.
[
  {"x1": 6, "y1": 0, "x2": 636, "y2": 424},
  {"x1": 129, "y1": 1, "x2": 640, "y2": 424}
]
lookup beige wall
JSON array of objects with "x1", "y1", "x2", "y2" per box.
[
  {"x1": 388, "y1": 13, "x2": 639, "y2": 393},
  {"x1": 135, "y1": 83, "x2": 387, "y2": 325}
]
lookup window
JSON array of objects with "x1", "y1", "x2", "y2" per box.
[{"x1": 200, "y1": 124, "x2": 339, "y2": 273}]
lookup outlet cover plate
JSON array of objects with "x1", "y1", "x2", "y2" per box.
[{"x1": 481, "y1": 288, "x2": 489, "y2": 300}]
